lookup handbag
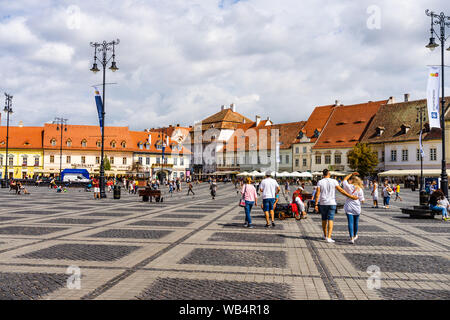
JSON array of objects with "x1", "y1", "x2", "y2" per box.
[{"x1": 239, "y1": 185, "x2": 247, "y2": 207}]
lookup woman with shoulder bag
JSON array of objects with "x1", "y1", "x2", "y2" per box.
[
  {"x1": 241, "y1": 177, "x2": 258, "y2": 229},
  {"x1": 382, "y1": 179, "x2": 393, "y2": 209}
]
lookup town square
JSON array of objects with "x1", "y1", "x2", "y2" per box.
[{"x1": 0, "y1": 0, "x2": 449, "y2": 306}]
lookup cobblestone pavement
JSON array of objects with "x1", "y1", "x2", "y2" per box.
[{"x1": 0, "y1": 183, "x2": 448, "y2": 300}]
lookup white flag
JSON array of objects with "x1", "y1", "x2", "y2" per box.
[
  {"x1": 426, "y1": 66, "x2": 441, "y2": 128},
  {"x1": 276, "y1": 142, "x2": 280, "y2": 164},
  {"x1": 419, "y1": 130, "x2": 425, "y2": 158}
]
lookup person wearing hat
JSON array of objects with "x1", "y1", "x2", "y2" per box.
[
  {"x1": 259, "y1": 170, "x2": 280, "y2": 228},
  {"x1": 292, "y1": 186, "x2": 307, "y2": 219}
]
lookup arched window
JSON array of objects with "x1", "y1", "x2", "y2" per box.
[
  {"x1": 110, "y1": 141, "x2": 116, "y2": 148},
  {"x1": 96, "y1": 140, "x2": 101, "y2": 148},
  {"x1": 51, "y1": 139, "x2": 56, "y2": 146},
  {"x1": 121, "y1": 141, "x2": 126, "y2": 148},
  {"x1": 138, "y1": 142, "x2": 143, "y2": 150},
  {"x1": 81, "y1": 139, "x2": 87, "y2": 147},
  {"x1": 66, "y1": 139, "x2": 72, "y2": 147},
  {"x1": 145, "y1": 142, "x2": 150, "y2": 150}
]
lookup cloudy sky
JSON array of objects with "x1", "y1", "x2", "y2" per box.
[{"x1": 1, "y1": 0, "x2": 450, "y2": 130}]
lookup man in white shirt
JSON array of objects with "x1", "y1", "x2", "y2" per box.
[
  {"x1": 314, "y1": 169, "x2": 358, "y2": 243},
  {"x1": 260, "y1": 171, "x2": 281, "y2": 228}
]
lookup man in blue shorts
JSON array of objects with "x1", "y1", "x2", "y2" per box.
[
  {"x1": 314, "y1": 169, "x2": 358, "y2": 243},
  {"x1": 260, "y1": 171, "x2": 281, "y2": 228}
]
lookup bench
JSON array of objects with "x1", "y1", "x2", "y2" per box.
[
  {"x1": 138, "y1": 188, "x2": 163, "y2": 202},
  {"x1": 401, "y1": 205, "x2": 439, "y2": 219}
]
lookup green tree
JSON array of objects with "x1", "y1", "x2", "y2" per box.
[
  {"x1": 103, "y1": 156, "x2": 111, "y2": 171},
  {"x1": 347, "y1": 143, "x2": 378, "y2": 178}
]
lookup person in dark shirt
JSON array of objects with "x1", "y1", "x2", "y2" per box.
[{"x1": 429, "y1": 189, "x2": 448, "y2": 220}]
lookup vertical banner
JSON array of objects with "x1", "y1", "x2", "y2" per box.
[
  {"x1": 276, "y1": 142, "x2": 281, "y2": 164},
  {"x1": 94, "y1": 87, "x2": 103, "y2": 128},
  {"x1": 426, "y1": 66, "x2": 441, "y2": 128},
  {"x1": 419, "y1": 130, "x2": 425, "y2": 158}
]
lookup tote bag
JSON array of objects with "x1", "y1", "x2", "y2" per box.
[{"x1": 239, "y1": 185, "x2": 247, "y2": 207}]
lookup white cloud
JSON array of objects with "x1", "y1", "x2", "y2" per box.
[{"x1": 1, "y1": 0, "x2": 450, "y2": 129}]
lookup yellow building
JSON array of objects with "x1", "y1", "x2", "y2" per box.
[{"x1": 0, "y1": 126, "x2": 44, "y2": 179}]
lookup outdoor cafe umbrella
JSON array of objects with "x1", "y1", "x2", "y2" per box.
[
  {"x1": 237, "y1": 171, "x2": 250, "y2": 176},
  {"x1": 298, "y1": 172, "x2": 313, "y2": 178}
]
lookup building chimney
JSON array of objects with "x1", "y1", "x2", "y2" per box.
[
  {"x1": 221, "y1": 105, "x2": 225, "y2": 111},
  {"x1": 230, "y1": 103, "x2": 236, "y2": 112},
  {"x1": 148, "y1": 134, "x2": 151, "y2": 144},
  {"x1": 176, "y1": 124, "x2": 180, "y2": 127},
  {"x1": 387, "y1": 96, "x2": 395, "y2": 104},
  {"x1": 18, "y1": 121, "x2": 23, "y2": 127},
  {"x1": 255, "y1": 115, "x2": 261, "y2": 126},
  {"x1": 404, "y1": 93, "x2": 410, "y2": 102},
  {"x1": 335, "y1": 100, "x2": 340, "y2": 106}
]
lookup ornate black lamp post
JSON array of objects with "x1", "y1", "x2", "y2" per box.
[
  {"x1": 416, "y1": 106, "x2": 427, "y2": 191},
  {"x1": 2, "y1": 93, "x2": 12, "y2": 187},
  {"x1": 53, "y1": 117, "x2": 68, "y2": 181},
  {"x1": 425, "y1": 10, "x2": 450, "y2": 197},
  {"x1": 89, "y1": 39, "x2": 119, "y2": 198}
]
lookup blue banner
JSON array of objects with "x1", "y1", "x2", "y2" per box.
[{"x1": 94, "y1": 87, "x2": 103, "y2": 128}]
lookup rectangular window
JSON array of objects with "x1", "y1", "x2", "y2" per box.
[
  {"x1": 335, "y1": 154, "x2": 341, "y2": 164},
  {"x1": 22, "y1": 157, "x2": 27, "y2": 166},
  {"x1": 295, "y1": 159, "x2": 299, "y2": 167},
  {"x1": 173, "y1": 157, "x2": 178, "y2": 166},
  {"x1": 180, "y1": 157, "x2": 184, "y2": 165},
  {"x1": 325, "y1": 155, "x2": 331, "y2": 164},
  {"x1": 139, "y1": 157, "x2": 143, "y2": 165},
  {"x1": 303, "y1": 158, "x2": 307, "y2": 166},
  {"x1": 96, "y1": 156, "x2": 100, "y2": 164},
  {"x1": 34, "y1": 157, "x2": 39, "y2": 166},
  {"x1": 417, "y1": 149, "x2": 420, "y2": 161},
  {"x1": 303, "y1": 147, "x2": 307, "y2": 153},
  {"x1": 391, "y1": 150, "x2": 397, "y2": 162},
  {"x1": 81, "y1": 156, "x2": 86, "y2": 164},
  {"x1": 123, "y1": 157, "x2": 127, "y2": 165},
  {"x1": 173, "y1": 172, "x2": 177, "y2": 178},
  {"x1": 285, "y1": 155, "x2": 289, "y2": 164},
  {"x1": 402, "y1": 150, "x2": 408, "y2": 162},
  {"x1": 66, "y1": 156, "x2": 71, "y2": 164},
  {"x1": 164, "y1": 157, "x2": 168, "y2": 164},
  {"x1": 381, "y1": 151, "x2": 385, "y2": 162},
  {"x1": 156, "y1": 157, "x2": 160, "y2": 164},
  {"x1": 146, "y1": 157, "x2": 150, "y2": 165},
  {"x1": 110, "y1": 156, "x2": 114, "y2": 165},
  {"x1": 315, "y1": 155, "x2": 321, "y2": 164},
  {"x1": 295, "y1": 147, "x2": 299, "y2": 154},
  {"x1": 50, "y1": 155, "x2": 54, "y2": 163},
  {"x1": 430, "y1": 148, "x2": 437, "y2": 161}
]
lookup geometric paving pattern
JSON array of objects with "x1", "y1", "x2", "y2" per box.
[
  {"x1": 17, "y1": 243, "x2": 141, "y2": 261},
  {"x1": 89, "y1": 229, "x2": 173, "y2": 240},
  {"x1": 335, "y1": 236, "x2": 418, "y2": 247},
  {"x1": 344, "y1": 253, "x2": 450, "y2": 274},
  {"x1": 136, "y1": 278, "x2": 292, "y2": 300},
  {"x1": 378, "y1": 288, "x2": 450, "y2": 300},
  {"x1": 0, "y1": 226, "x2": 67, "y2": 236},
  {"x1": 0, "y1": 272, "x2": 67, "y2": 300},
  {"x1": 129, "y1": 220, "x2": 192, "y2": 227},
  {"x1": 41, "y1": 218, "x2": 105, "y2": 225},
  {"x1": 178, "y1": 248, "x2": 287, "y2": 268},
  {"x1": 207, "y1": 232, "x2": 286, "y2": 244}
]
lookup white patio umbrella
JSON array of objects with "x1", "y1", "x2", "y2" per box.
[
  {"x1": 298, "y1": 172, "x2": 313, "y2": 178},
  {"x1": 249, "y1": 170, "x2": 263, "y2": 177},
  {"x1": 237, "y1": 171, "x2": 249, "y2": 176},
  {"x1": 278, "y1": 171, "x2": 291, "y2": 178}
]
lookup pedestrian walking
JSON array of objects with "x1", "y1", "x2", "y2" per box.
[
  {"x1": 187, "y1": 181, "x2": 195, "y2": 196},
  {"x1": 342, "y1": 173, "x2": 365, "y2": 244},
  {"x1": 382, "y1": 180, "x2": 393, "y2": 209},
  {"x1": 169, "y1": 181, "x2": 174, "y2": 197},
  {"x1": 241, "y1": 177, "x2": 258, "y2": 228},
  {"x1": 371, "y1": 180, "x2": 379, "y2": 208},
  {"x1": 92, "y1": 177, "x2": 100, "y2": 199},
  {"x1": 314, "y1": 169, "x2": 358, "y2": 243},
  {"x1": 394, "y1": 184, "x2": 403, "y2": 201},
  {"x1": 259, "y1": 171, "x2": 280, "y2": 228},
  {"x1": 210, "y1": 179, "x2": 217, "y2": 199}
]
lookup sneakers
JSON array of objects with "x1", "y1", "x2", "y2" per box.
[
  {"x1": 243, "y1": 222, "x2": 249, "y2": 228},
  {"x1": 248, "y1": 225, "x2": 255, "y2": 229},
  {"x1": 349, "y1": 239, "x2": 355, "y2": 244},
  {"x1": 265, "y1": 224, "x2": 271, "y2": 229},
  {"x1": 271, "y1": 222, "x2": 276, "y2": 227},
  {"x1": 354, "y1": 235, "x2": 359, "y2": 241},
  {"x1": 326, "y1": 238, "x2": 335, "y2": 243}
]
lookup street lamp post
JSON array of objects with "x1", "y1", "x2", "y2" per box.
[
  {"x1": 425, "y1": 10, "x2": 450, "y2": 197},
  {"x1": 2, "y1": 93, "x2": 13, "y2": 188},
  {"x1": 417, "y1": 106, "x2": 426, "y2": 192},
  {"x1": 90, "y1": 39, "x2": 119, "y2": 198},
  {"x1": 53, "y1": 117, "x2": 68, "y2": 181}
]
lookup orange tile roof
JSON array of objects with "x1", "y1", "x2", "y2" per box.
[
  {"x1": 129, "y1": 131, "x2": 191, "y2": 155},
  {"x1": 0, "y1": 126, "x2": 43, "y2": 149},
  {"x1": 294, "y1": 104, "x2": 336, "y2": 143},
  {"x1": 313, "y1": 100, "x2": 388, "y2": 149},
  {"x1": 198, "y1": 108, "x2": 253, "y2": 130}
]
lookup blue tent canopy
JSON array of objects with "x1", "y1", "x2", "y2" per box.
[{"x1": 61, "y1": 169, "x2": 90, "y2": 181}]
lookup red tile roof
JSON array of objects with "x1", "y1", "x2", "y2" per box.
[
  {"x1": 0, "y1": 126, "x2": 43, "y2": 149},
  {"x1": 313, "y1": 100, "x2": 388, "y2": 149},
  {"x1": 294, "y1": 104, "x2": 336, "y2": 143}
]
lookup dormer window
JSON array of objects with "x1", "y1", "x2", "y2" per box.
[
  {"x1": 336, "y1": 121, "x2": 347, "y2": 126},
  {"x1": 145, "y1": 142, "x2": 150, "y2": 150},
  {"x1": 66, "y1": 139, "x2": 72, "y2": 147},
  {"x1": 400, "y1": 124, "x2": 411, "y2": 134},
  {"x1": 96, "y1": 140, "x2": 101, "y2": 147},
  {"x1": 354, "y1": 120, "x2": 365, "y2": 124},
  {"x1": 121, "y1": 141, "x2": 126, "y2": 148},
  {"x1": 51, "y1": 139, "x2": 56, "y2": 146},
  {"x1": 376, "y1": 127, "x2": 385, "y2": 137},
  {"x1": 81, "y1": 139, "x2": 87, "y2": 147},
  {"x1": 138, "y1": 142, "x2": 143, "y2": 150},
  {"x1": 313, "y1": 129, "x2": 320, "y2": 138},
  {"x1": 110, "y1": 141, "x2": 116, "y2": 148},
  {"x1": 297, "y1": 131, "x2": 304, "y2": 139}
]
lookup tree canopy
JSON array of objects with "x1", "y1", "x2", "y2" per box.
[{"x1": 347, "y1": 143, "x2": 378, "y2": 178}]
